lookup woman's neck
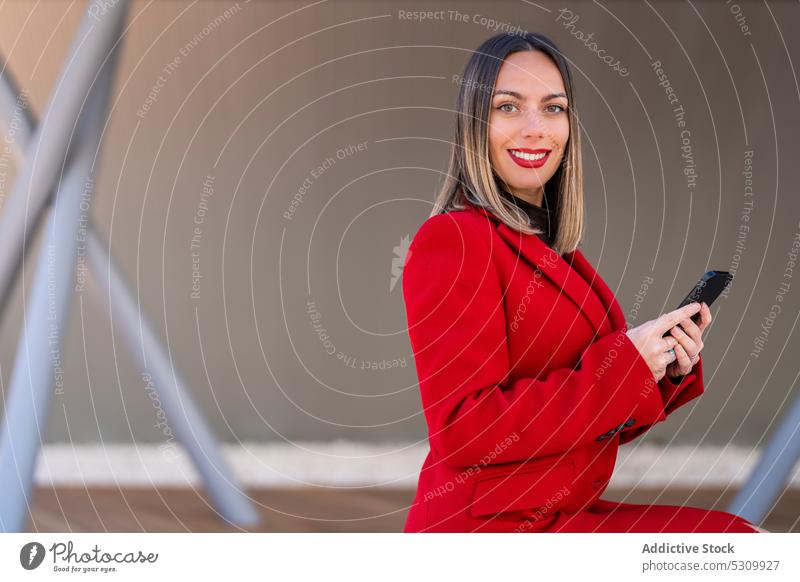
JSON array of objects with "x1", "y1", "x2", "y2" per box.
[{"x1": 506, "y1": 186, "x2": 544, "y2": 208}]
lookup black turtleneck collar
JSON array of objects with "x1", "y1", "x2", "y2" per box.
[{"x1": 499, "y1": 189, "x2": 555, "y2": 247}]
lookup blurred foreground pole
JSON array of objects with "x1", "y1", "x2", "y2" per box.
[
  {"x1": 0, "y1": 0, "x2": 129, "y2": 532},
  {"x1": 728, "y1": 385, "x2": 800, "y2": 525},
  {"x1": 0, "y1": 0, "x2": 259, "y2": 531},
  {"x1": 86, "y1": 227, "x2": 261, "y2": 528}
]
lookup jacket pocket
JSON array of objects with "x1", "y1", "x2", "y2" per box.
[{"x1": 469, "y1": 460, "x2": 574, "y2": 518}]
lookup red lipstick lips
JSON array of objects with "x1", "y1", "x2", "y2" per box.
[{"x1": 507, "y1": 148, "x2": 550, "y2": 169}]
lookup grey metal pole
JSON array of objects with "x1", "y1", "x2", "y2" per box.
[
  {"x1": 0, "y1": 60, "x2": 33, "y2": 151},
  {"x1": 0, "y1": 0, "x2": 128, "y2": 319},
  {"x1": 85, "y1": 229, "x2": 260, "y2": 527},
  {"x1": 0, "y1": 8, "x2": 260, "y2": 528},
  {"x1": 0, "y1": 4, "x2": 125, "y2": 531},
  {"x1": 727, "y1": 384, "x2": 800, "y2": 524}
]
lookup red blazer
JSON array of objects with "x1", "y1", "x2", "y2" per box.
[{"x1": 402, "y1": 202, "x2": 757, "y2": 533}]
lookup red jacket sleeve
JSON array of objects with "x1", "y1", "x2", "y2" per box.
[
  {"x1": 402, "y1": 215, "x2": 668, "y2": 467},
  {"x1": 617, "y1": 356, "x2": 704, "y2": 444}
]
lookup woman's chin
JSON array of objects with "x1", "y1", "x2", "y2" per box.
[{"x1": 505, "y1": 179, "x2": 547, "y2": 192}]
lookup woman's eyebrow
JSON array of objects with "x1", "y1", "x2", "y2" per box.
[{"x1": 493, "y1": 89, "x2": 567, "y2": 102}]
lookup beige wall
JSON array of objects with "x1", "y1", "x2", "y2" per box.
[{"x1": 0, "y1": 0, "x2": 797, "y2": 447}]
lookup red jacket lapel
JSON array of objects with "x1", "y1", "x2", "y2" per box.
[
  {"x1": 468, "y1": 204, "x2": 619, "y2": 337},
  {"x1": 567, "y1": 248, "x2": 627, "y2": 334}
]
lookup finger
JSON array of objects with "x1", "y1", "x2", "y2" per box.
[
  {"x1": 659, "y1": 302, "x2": 702, "y2": 333},
  {"x1": 679, "y1": 316, "x2": 702, "y2": 343},
  {"x1": 670, "y1": 324, "x2": 698, "y2": 356},
  {"x1": 673, "y1": 343, "x2": 692, "y2": 375},
  {"x1": 662, "y1": 336, "x2": 678, "y2": 352},
  {"x1": 680, "y1": 316, "x2": 705, "y2": 353},
  {"x1": 667, "y1": 345, "x2": 689, "y2": 377},
  {"x1": 698, "y1": 302, "x2": 712, "y2": 331},
  {"x1": 661, "y1": 340, "x2": 679, "y2": 365}
]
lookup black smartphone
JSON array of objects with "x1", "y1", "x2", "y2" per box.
[{"x1": 662, "y1": 271, "x2": 733, "y2": 337}]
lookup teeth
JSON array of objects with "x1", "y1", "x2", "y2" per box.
[{"x1": 510, "y1": 150, "x2": 547, "y2": 161}]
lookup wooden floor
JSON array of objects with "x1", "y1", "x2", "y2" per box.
[{"x1": 26, "y1": 485, "x2": 799, "y2": 532}]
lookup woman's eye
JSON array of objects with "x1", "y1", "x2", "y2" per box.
[
  {"x1": 498, "y1": 102, "x2": 519, "y2": 113},
  {"x1": 546, "y1": 104, "x2": 567, "y2": 113}
]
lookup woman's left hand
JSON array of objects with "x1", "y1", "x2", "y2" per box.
[{"x1": 665, "y1": 302, "x2": 712, "y2": 379}]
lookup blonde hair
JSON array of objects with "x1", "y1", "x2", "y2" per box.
[{"x1": 432, "y1": 32, "x2": 584, "y2": 255}]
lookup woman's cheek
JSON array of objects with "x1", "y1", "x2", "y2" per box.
[
  {"x1": 487, "y1": 121, "x2": 503, "y2": 152},
  {"x1": 488, "y1": 128, "x2": 506, "y2": 166},
  {"x1": 554, "y1": 119, "x2": 570, "y2": 148}
]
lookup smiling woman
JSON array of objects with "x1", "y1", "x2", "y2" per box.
[
  {"x1": 431, "y1": 32, "x2": 584, "y2": 256},
  {"x1": 488, "y1": 52, "x2": 570, "y2": 207},
  {"x1": 402, "y1": 32, "x2": 761, "y2": 534}
]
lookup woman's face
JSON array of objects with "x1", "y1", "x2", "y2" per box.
[{"x1": 488, "y1": 50, "x2": 570, "y2": 206}]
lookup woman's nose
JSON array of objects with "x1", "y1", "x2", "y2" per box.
[{"x1": 520, "y1": 111, "x2": 546, "y2": 138}]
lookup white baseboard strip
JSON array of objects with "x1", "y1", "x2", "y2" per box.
[{"x1": 33, "y1": 441, "x2": 800, "y2": 488}]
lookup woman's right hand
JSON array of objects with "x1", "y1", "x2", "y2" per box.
[{"x1": 625, "y1": 302, "x2": 703, "y2": 382}]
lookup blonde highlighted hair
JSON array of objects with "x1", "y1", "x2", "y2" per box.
[{"x1": 432, "y1": 32, "x2": 584, "y2": 255}]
